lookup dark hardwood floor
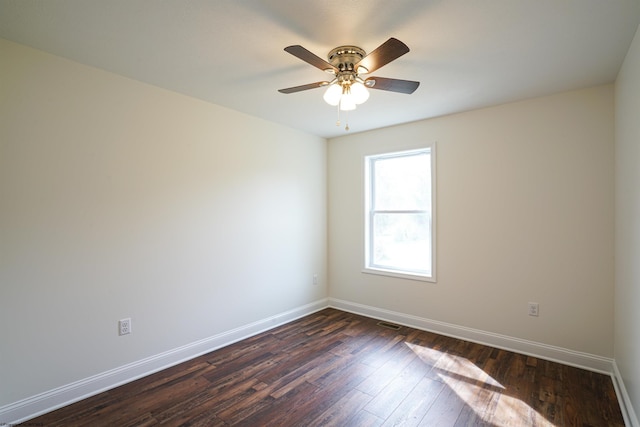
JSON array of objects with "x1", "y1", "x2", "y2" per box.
[{"x1": 26, "y1": 308, "x2": 624, "y2": 426}]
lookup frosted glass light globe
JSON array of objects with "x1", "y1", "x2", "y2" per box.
[
  {"x1": 340, "y1": 92, "x2": 356, "y2": 111},
  {"x1": 351, "y1": 82, "x2": 370, "y2": 105},
  {"x1": 323, "y1": 84, "x2": 342, "y2": 106}
]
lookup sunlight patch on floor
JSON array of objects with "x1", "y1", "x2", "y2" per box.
[{"x1": 406, "y1": 342, "x2": 555, "y2": 426}]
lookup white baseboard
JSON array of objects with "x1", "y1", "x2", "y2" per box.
[
  {"x1": 612, "y1": 361, "x2": 640, "y2": 427},
  {"x1": 0, "y1": 298, "x2": 329, "y2": 425},
  {"x1": 328, "y1": 298, "x2": 615, "y2": 374}
]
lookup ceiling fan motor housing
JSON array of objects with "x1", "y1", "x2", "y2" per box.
[
  {"x1": 327, "y1": 45, "x2": 367, "y2": 85},
  {"x1": 327, "y1": 45, "x2": 365, "y2": 70}
]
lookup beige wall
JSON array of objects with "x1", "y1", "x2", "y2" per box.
[
  {"x1": 0, "y1": 39, "x2": 327, "y2": 406},
  {"x1": 615, "y1": 23, "x2": 640, "y2": 425},
  {"x1": 329, "y1": 85, "x2": 615, "y2": 357}
]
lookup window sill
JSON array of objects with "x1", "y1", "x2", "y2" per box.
[{"x1": 362, "y1": 267, "x2": 436, "y2": 283}]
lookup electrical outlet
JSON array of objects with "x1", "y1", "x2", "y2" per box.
[
  {"x1": 119, "y1": 318, "x2": 132, "y2": 335},
  {"x1": 313, "y1": 274, "x2": 318, "y2": 286},
  {"x1": 528, "y1": 302, "x2": 539, "y2": 317}
]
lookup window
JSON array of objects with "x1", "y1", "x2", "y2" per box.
[{"x1": 364, "y1": 145, "x2": 436, "y2": 281}]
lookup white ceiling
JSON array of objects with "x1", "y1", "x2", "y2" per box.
[{"x1": 1, "y1": 0, "x2": 639, "y2": 138}]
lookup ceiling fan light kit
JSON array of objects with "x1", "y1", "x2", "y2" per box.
[{"x1": 279, "y1": 38, "x2": 420, "y2": 131}]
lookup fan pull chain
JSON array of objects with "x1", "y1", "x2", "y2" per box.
[{"x1": 335, "y1": 102, "x2": 350, "y2": 131}]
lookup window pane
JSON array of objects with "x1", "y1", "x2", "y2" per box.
[
  {"x1": 374, "y1": 153, "x2": 430, "y2": 211},
  {"x1": 372, "y1": 213, "x2": 431, "y2": 273}
]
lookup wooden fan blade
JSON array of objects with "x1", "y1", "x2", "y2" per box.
[
  {"x1": 355, "y1": 38, "x2": 410, "y2": 74},
  {"x1": 284, "y1": 45, "x2": 338, "y2": 73},
  {"x1": 278, "y1": 81, "x2": 330, "y2": 94},
  {"x1": 365, "y1": 77, "x2": 420, "y2": 94}
]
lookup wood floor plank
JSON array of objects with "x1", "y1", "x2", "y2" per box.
[
  {"x1": 363, "y1": 355, "x2": 433, "y2": 419},
  {"x1": 311, "y1": 353, "x2": 377, "y2": 388},
  {"x1": 356, "y1": 339, "x2": 419, "y2": 397},
  {"x1": 381, "y1": 377, "x2": 446, "y2": 427},
  {"x1": 307, "y1": 388, "x2": 374, "y2": 427},
  {"x1": 284, "y1": 364, "x2": 366, "y2": 426},
  {"x1": 269, "y1": 352, "x2": 341, "y2": 399},
  {"x1": 345, "y1": 409, "x2": 386, "y2": 427},
  {"x1": 26, "y1": 308, "x2": 625, "y2": 427},
  {"x1": 417, "y1": 380, "x2": 468, "y2": 426},
  {"x1": 360, "y1": 332, "x2": 410, "y2": 368},
  {"x1": 230, "y1": 380, "x2": 321, "y2": 426}
]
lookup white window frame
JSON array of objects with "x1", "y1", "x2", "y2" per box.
[{"x1": 363, "y1": 144, "x2": 436, "y2": 282}]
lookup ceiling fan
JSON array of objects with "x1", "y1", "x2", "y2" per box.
[{"x1": 278, "y1": 38, "x2": 420, "y2": 130}]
